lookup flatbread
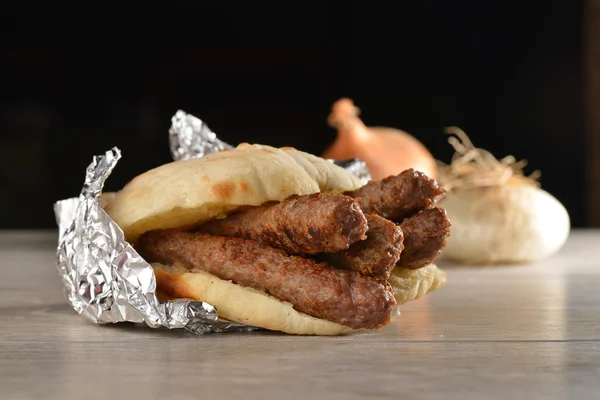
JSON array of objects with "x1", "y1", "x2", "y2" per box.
[{"x1": 106, "y1": 143, "x2": 363, "y2": 241}]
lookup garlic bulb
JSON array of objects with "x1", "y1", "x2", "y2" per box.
[{"x1": 437, "y1": 127, "x2": 570, "y2": 264}]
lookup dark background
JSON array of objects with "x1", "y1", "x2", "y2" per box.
[{"x1": 1, "y1": 1, "x2": 587, "y2": 229}]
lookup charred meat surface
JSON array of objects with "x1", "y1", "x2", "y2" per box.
[
  {"x1": 346, "y1": 169, "x2": 445, "y2": 222},
  {"x1": 197, "y1": 193, "x2": 368, "y2": 255},
  {"x1": 397, "y1": 208, "x2": 451, "y2": 269},
  {"x1": 320, "y1": 214, "x2": 404, "y2": 279},
  {"x1": 137, "y1": 229, "x2": 396, "y2": 329}
]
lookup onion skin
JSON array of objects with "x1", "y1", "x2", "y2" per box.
[{"x1": 438, "y1": 181, "x2": 570, "y2": 264}]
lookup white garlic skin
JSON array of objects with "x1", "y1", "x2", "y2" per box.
[{"x1": 438, "y1": 181, "x2": 571, "y2": 264}]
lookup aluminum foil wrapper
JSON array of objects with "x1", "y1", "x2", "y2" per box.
[
  {"x1": 169, "y1": 110, "x2": 233, "y2": 160},
  {"x1": 54, "y1": 148, "x2": 256, "y2": 334},
  {"x1": 328, "y1": 158, "x2": 372, "y2": 185},
  {"x1": 54, "y1": 109, "x2": 371, "y2": 336}
]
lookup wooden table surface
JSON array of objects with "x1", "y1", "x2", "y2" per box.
[{"x1": 1, "y1": 230, "x2": 599, "y2": 400}]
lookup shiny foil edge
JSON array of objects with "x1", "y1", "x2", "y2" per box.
[{"x1": 169, "y1": 109, "x2": 233, "y2": 160}]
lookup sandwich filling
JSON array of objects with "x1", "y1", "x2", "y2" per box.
[{"x1": 135, "y1": 168, "x2": 451, "y2": 330}]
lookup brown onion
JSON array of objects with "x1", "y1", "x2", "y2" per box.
[{"x1": 322, "y1": 98, "x2": 438, "y2": 180}]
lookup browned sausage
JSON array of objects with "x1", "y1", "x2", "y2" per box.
[
  {"x1": 320, "y1": 214, "x2": 404, "y2": 279},
  {"x1": 346, "y1": 169, "x2": 445, "y2": 222},
  {"x1": 397, "y1": 208, "x2": 451, "y2": 269},
  {"x1": 136, "y1": 229, "x2": 396, "y2": 330},
  {"x1": 197, "y1": 193, "x2": 368, "y2": 255}
]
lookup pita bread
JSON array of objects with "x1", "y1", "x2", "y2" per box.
[
  {"x1": 388, "y1": 264, "x2": 447, "y2": 305},
  {"x1": 106, "y1": 143, "x2": 363, "y2": 241}
]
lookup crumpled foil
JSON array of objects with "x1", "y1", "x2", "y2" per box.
[
  {"x1": 54, "y1": 109, "x2": 372, "y2": 335},
  {"x1": 169, "y1": 110, "x2": 233, "y2": 160},
  {"x1": 328, "y1": 159, "x2": 371, "y2": 185},
  {"x1": 54, "y1": 148, "x2": 256, "y2": 334}
]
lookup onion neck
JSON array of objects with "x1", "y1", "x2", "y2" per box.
[
  {"x1": 335, "y1": 117, "x2": 371, "y2": 145},
  {"x1": 327, "y1": 98, "x2": 371, "y2": 146}
]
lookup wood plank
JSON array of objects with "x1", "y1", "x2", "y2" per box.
[
  {"x1": 1, "y1": 230, "x2": 600, "y2": 399},
  {"x1": 586, "y1": 0, "x2": 600, "y2": 226}
]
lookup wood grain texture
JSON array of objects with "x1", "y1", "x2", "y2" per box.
[
  {"x1": 587, "y1": 0, "x2": 600, "y2": 226},
  {"x1": 1, "y1": 230, "x2": 600, "y2": 399}
]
